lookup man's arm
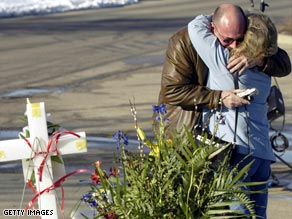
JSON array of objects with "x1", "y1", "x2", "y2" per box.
[
  {"x1": 261, "y1": 48, "x2": 291, "y2": 77},
  {"x1": 160, "y1": 28, "x2": 221, "y2": 110}
]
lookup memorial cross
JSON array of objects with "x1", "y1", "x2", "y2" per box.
[{"x1": 0, "y1": 101, "x2": 87, "y2": 219}]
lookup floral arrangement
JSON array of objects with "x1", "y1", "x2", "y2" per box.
[{"x1": 76, "y1": 103, "x2": 261, "y2": 219}]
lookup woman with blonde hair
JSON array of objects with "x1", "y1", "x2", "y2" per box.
[
  {"x1": 188, "y1": 9, "x2": 281, "y2": 219},
  {"x1": 232, "y1": 13, "x2": 278, "y2": 62}
]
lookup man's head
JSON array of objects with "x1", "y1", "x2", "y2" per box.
[{"x1": 211, "y1": 4, "x2": 247, "y2": 49}]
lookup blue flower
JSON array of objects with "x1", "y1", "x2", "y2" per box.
[
  {"x1": 81, "y1": 192, "x2": 99, "y2": 207},
  {"x1": 152, "y1": 105, "x2": 160, "y2": 114},
  {"x1": 155, "y1": 115, "x2": 161, "y2": 121},
  {"x1": 123, "y1": 138, "x2": 129, "y2": 146},
  {"x1": 152, "y1": 104, "x2": 167, "y2": 115},
  {"x1": 159, "y1": 104, "x2": 167, "y2": 115},
  {"x1": 153, "y1": 104, "x2": 168, "y2": 122},
  {"x1": 89, "y1": 199, "x2": 98, "y2": 207},
  {"x1": 81, "y1": 192, "x2": 92, "y2": 202},
  {"x1": 112, "y1": 130, "x2": 129, "y2": 146}
]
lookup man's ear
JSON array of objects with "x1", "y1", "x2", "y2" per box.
[{"x1": 210, "y1": 22, "x2": 215, "y2": 32}]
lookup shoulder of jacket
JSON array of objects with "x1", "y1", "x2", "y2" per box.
[{"x1": 170, "y1": 27, "x2": 191, "y2": 44}]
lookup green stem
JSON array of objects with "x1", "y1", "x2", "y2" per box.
[{"x1": 186, "y1": 160, "x2": 195, "y2": 218}]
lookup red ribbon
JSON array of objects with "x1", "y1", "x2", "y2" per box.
[
  {"x1": 23, "y1": 130, "x2": 81, "y2": 182},
  {"x1": 23, "y1": 130, "x2": 87, "y2": 216},
  {"x1": 26, "y1": 169, "x2": 91, "y2": 213}
]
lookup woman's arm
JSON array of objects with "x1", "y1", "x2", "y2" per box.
[{"x1": 188, "y1": 15, "x2": 234, "y2": 84}]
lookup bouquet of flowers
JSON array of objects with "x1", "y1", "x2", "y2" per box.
[{"x1": 77, "y1": 103, "x2": 261, "y2": 219}]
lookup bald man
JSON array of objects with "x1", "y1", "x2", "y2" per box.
[{"x1": 154, "y1": 3, "x2": 291, "y2": 137}]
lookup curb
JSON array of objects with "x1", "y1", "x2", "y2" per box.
[{"x1": 278, "y1": 34, "x2": 292, "y2": 46}]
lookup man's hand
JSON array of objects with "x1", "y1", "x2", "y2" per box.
[
  {"x1": 221, "y1": 90, "x2": 250, "y2": 109},
  {"x1": 227, "y1": 55, "x2": 264, "y2": 75}
]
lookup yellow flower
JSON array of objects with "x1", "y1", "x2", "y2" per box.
[
  {"x1": 149, "y1": 143, "x2": 160, "y2": 157},
  {"x1": 144, "y1": 138, "x2": 173, "y2": 157},
  {"x1": 137, "y1": 126, "x2": 146, "y2": 141},
  {"x1": 143, "y1": 140, "x2": 159, "y2": 156}
]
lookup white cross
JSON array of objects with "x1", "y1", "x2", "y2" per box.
[{"x1": 0, "y1": 101, "x2": 87, "y2": 219}]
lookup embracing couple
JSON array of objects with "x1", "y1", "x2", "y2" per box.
[{"x1": 154, "y1": 3, "x2": 291, "y2": 219}]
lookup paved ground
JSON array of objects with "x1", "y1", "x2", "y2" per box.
[
  {"x1": 0, "y1": 0, "x2": 291, "y2": 138},
  {"x1": 0, "y1": 0, "x2": 291, "y2": 218}
]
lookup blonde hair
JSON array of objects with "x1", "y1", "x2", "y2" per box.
[{"x1": 231, "y1": 13, "x2": 278, "y2": 59}]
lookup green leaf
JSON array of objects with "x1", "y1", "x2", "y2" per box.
[
  {"x1": 229, "y1": 160, "x2": 254, "y2": 186},
  {"x1": 51, "y1": 155, "x2": 63, "y2": 164}
]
